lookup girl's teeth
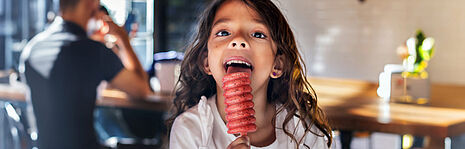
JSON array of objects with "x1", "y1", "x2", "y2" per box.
[{"x1": 227, "y1": 60, "x2": 251, "y2": 67}]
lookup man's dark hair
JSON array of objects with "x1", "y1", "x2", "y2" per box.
[{"x1": 60, "y1": 0, "x2": 80, "y2": 11}]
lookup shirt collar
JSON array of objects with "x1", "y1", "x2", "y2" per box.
[
  {"x1": 63, "y1": 21, "x2": 87, "y2": 37},
  {"x1": 52, "y1": 17, "x2": 87, "y2": 38}
]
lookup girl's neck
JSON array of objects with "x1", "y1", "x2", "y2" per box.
[{"x1": 215, "y1": 84, "x2": 277, "y2": 147}]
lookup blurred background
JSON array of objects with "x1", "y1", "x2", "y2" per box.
[
  {"x1": 275, "y1": 0, "x2": 465, "y2": 85},
  {"x1": 0, "y1": 0, "x2": 209, "y2": 73},
  {"x1": 1, "y1": 0, "x2": 465, "y2": 149}
]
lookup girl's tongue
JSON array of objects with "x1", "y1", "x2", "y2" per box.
[{"x1": 226, "y1": 66, "x2": 252, "y2": 74}]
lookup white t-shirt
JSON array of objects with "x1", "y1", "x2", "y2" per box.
[{"x1": 170, "y1": 95, "x2": 329, "y2": 149}]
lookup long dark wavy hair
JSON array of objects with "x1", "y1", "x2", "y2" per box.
[{"x1": 167, "y1": 0, "x2": 332, "y2": 147}]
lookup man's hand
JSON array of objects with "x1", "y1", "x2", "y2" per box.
[{"x1": 99, "y1": 15, "x2": 128, "y2": 40}]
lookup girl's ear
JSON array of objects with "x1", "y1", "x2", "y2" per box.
[
  {"x1": 270, "y1": 54, "x2": 284, "y2": 78},
  {"x1": 202, "y1": 51, "x2": 212, "y2": 75}
]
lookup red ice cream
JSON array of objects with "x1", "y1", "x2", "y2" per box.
[{"x1": 222, "y1": 65, "x2": 257, "y2": 136}]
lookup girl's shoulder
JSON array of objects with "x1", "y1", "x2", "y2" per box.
[
  {"x1": 274, "y1": 106, "x2": 329, "y2": 148},
  {"x1": 170, "y1": 96, "x2": 214, "y2": 148},
  {"x1": 291, "y1": 115, "x2": 329, "y2": 148},
  {"x1": 171, "y1": 96, "x2": 212, "y2": 132}
]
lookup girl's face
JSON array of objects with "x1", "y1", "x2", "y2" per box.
[{"x1": 206, "y1": 0, "x2": 278, "y2": 94}]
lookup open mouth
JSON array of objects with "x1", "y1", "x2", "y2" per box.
[{"x1": 224, "y1": 59, "x2": 253, "y2": 74}]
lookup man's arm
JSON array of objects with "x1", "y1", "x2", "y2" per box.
[
  {"x1": 104, "y1": 17, "x2": 152, "y2": 99},
  {"x1": 111, "y1": 68, "x2": 151, "y2": 99}
]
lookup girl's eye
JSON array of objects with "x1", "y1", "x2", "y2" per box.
[
  {"x1": 216, "y1": 31, "x2": 231, "y2": 36},
  {"x1": 252, "y1": 32, "x2": 267, "y2": 39}
]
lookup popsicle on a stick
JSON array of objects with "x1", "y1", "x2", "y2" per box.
[{"x1": 223, "y1": 68, "x2": 256, "y2": 136}]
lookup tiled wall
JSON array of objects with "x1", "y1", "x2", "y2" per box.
[{"x1": 273, "y1": 0, "x2": 465, "y2": 85}]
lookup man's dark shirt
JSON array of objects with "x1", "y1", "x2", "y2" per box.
[{"x1": 20, "y1": 17, "x2": 124, "y2": 149}]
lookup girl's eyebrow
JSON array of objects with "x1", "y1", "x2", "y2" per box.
[
  {"x1": 213, "y1": 18, "x2": 231, "y2": 26},
  {"x1": 253, "y1": 18, "x2": 266, "y2": 25},
  {"x1": 213, "y1": 18, "x2": 266, "y2": 27}
]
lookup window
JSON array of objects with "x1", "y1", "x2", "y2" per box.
[
  {"x1": 0, "y1": 0, "x2": 55, "y2": 70},
  {"x1": 154, "y1": 0, "x2": 210, "y2": 52},
  {"x1": 102, "y1": 0, "x2": 154, "y2": 70}
]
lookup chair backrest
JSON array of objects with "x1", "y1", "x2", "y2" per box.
[{"x1": 0, "y1": 101, "x2": 34, "y2": 149}]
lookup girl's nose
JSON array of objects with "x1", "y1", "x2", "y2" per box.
[
  {"x1": 229, "y1": 37, "x2": 249, "y2": 49},
  {"x1": 231, "y1": 42, "x2": 247, "y2": 49}
]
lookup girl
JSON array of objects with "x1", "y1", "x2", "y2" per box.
[{"x1": 168, "y1": 0, "x2": 332, "y2": 148}]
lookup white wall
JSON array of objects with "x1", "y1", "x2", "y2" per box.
[{"x1": 273, "y1": 0, "x2": 465, "y2": 85}]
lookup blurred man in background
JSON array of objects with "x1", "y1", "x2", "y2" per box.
[{"x1": 19, "y1": 0, "x2": 152, "y2": 148}]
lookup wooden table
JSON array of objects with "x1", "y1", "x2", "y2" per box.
[
  {"x1": 3, "y1": 78, "x2": 465, "y2": 148},
  {"x1": 310, "y1": 77, "x2": 465, "y2": 149},
  {"x1": 0, "y1": 83, "x2": 173, "y2": 112}
]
